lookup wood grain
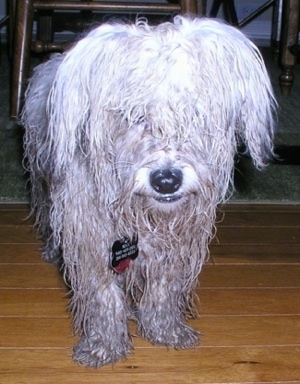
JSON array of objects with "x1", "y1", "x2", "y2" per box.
[
  {"x1": 1, "y1": 347, "x2": 300, "y2": 384},
  {"x1": 1, "y1": 203, "x2": 300, "y2": 384}
]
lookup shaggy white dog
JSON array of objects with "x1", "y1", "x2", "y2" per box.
[{"x1": 22, "y1": 16, "x2": 276, "y2": 367}]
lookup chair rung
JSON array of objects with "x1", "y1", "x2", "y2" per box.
[{"x1": 33, "y1": 1, "x2": 181, "y2": 14}]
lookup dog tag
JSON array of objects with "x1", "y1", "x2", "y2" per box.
[{"x1": 111, "y1": 235, "x2": 138, "y2": 273}]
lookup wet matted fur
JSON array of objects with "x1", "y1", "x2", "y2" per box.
[{"x1": 22, "y1": 16, "x2": 276, "y2": 367}]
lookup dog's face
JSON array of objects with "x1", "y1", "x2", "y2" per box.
[{"x1": 113, "y1": 119, "x2": 232, "y2": 213}]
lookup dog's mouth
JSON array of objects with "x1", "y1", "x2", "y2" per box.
[{"x1": 153, "y1": 194, "x2": 183, "y2": 203}]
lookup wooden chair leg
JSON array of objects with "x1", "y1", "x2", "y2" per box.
[
  {"x1": 10, "y1": 0, "x2": 34, "y2": 120},
  {"x1": 279, "y1": 0, "x2": 299, "y2": 95},
  {"x1": 180, "y1": 0, "x2": 198, "y2": 14},
  {"x1": 10, "y1": 0, "x2": 205, "y2": 120},
  {"x1": 197, "y1": 0, "x2": 206, "y2": 15},
  {"x1": 8, "y1": 0, "x2": 16, "y2": 57},
  {"x1": 37, "y1": 11, "x2": 54, "y2": 43},
  {"x1": 271, "y1": 0, "x2": 283, "y2": 62}
]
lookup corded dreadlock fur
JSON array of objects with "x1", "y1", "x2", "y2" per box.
[{"x1": 22, "y1": 16, "x2": 276, "y2": 367}]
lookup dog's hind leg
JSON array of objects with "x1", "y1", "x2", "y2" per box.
[
  {"x1": 29, "y1": 179, "x2": 63, "y2": 265},
  {"x1": 40, "y1": 233, "x2": 62, "y2": 265}
]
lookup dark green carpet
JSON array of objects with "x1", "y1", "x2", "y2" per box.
[{"x1": 0, "y1": 46, "x2": 299, "y2": 202}]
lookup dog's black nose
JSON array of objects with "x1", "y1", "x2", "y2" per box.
[{"x1": 150, "y1": 168, "x2": 183, "y2": 194}]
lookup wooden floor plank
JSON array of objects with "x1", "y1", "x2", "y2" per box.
[
  {"x1": 2, "y1": 244, "x2": 300, "y2": 265},
  {"x1": 0, "y1": 244, "x2": 42, "y2": 263},
  {"x1": 1, "y1": 202, "x2": 299, "y2": 213},
  {"x1": 213, "y1": 226, "x2": 300, "y2": 245},
  {"x1": 0, "y1": 265, "x2": 66, "y2": 289},
  {"x1": 221, "y1": 203, "x2": 300, "y2": 212},
  {"x1": 0, "y1": 317, "x2": 74, "y2": 348},
  {"x1": 0, "y1": 203, "x2": 30, "y2": 211},
  {"x1": 3, "y1": 206, "x2": 300, "y2": 227},
  {"x1": 199, "y1": 288, "x2": 300, "y2": 315},
  {"x1": 217, "y1": 210, "x2": 300, "y2": 227},
  {"x1": 2, "y1": 263, "x2": 300, "y2": 289},
  {"x1": 0, "y1": 225, "x2": 40, "y2": 244},
  {"x1": 0, "y1": 210, "x2": 33, "y2": 226},
  {"x1": 200, "y1": 264, "x2": 300, "y2": 288},
  {"x1": 1, "y1": 204, "x2": 300, "y2": 383},
  {"x1": 1, "y1": 288, "x2": 299, "y2": 317},
  {"x1": 1, "y1": 316, "x2": 299, "y2": 349},
  {"x1": 1, "y1": 243, "x2": 299, "y2": 265},
  {"x1": 0, "y1": 289, "x2": 69, "y2": 317},
  {"x1": 1, "y1": 347, "x2": 300, "y2": 384},
  {"x1": 1, "y1": 224, "x2": 299, "y2": 245},
  {"x1": 210, "y1": 244, "x2": 300, "y2": 259}
]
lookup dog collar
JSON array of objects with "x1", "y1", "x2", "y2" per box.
[{"x1": 111, "y1": 235, "x2": 138, "y2": 273}]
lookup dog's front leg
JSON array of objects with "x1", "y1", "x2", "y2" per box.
[
  {"x1": 137, "y1": 273, "x2": 200, "y2": 349},
  {"x1": 71, "y1": 271, "x2": 133, "y2": 367}
]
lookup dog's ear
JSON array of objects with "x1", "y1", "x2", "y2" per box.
[
  {"x1": 178, "y1": 17, "x2": 277, "y2": 169},
  {"x1": 23, "y1": 23, "x2": 138, "y2": 179}
]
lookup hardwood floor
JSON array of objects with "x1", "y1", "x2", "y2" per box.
[{"x1": 0, "y1": 203, "x2": 300, "y2": 384}]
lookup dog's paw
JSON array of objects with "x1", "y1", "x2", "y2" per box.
[
  {"x1": 139, "y1": 318, "x2": 200, "y2": 349},
  {"x1": 73, "y1": 336, "x2": 132, "y2": 367}
]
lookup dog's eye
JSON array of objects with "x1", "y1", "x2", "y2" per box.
[
  {"x1": 136, "y1": 116, "x2": 147, "y2": 126},
  {"x1": 124, "y1": 114, "x2": 148, "y2": 130},
  {"x1": 135, "y1": 120, "x2": 149, "y2": 132}
]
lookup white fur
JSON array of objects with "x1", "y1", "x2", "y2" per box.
[{"x1": 22, "y1": 16, "x2": 276, "y2": 367}]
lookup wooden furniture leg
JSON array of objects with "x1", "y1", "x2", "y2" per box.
[
  {"x1": 10, "y1": 0, "x2": 205, "y2": 120},
  {"x1": 10, "y1": 0, "x2": 34, "y2": 120},
  {"x1": 279, "y1": 0, "x2": 299, "y2": 95}
]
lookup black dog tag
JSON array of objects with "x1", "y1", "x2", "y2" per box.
[{"x1": 111, "y1": 235, "x2": 138, "y2": 273}]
